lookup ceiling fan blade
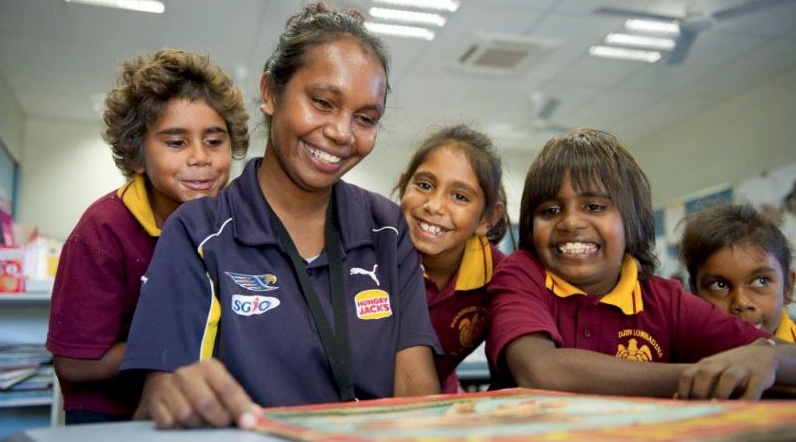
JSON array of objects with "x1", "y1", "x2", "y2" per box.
[
  {"x1": 592, "y1": 6, "x2": 681, "y2": 22},
  {"x1": 712, "y1": 0, "x2": 789, "y2": 21},
  {"x1": 667, "y1": 30, "x2": 698, "y2": 65},
  {"x1": 537, "y1": 98, "x2": 561, "y2": 121}
]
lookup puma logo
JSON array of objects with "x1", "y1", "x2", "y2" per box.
[{"x1": 350, "y1": 264, "x2": 380, "y2": 286}]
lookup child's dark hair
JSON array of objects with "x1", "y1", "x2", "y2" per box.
[
  {"x1": 679, "y1": 202, "x2": 793, "y2": 292},
  {"x1": 519, "y1": 128, "x2": 658, "y2": 279},
  {"x1": 395, "y1": 124, "x2": 510, "y2": 244},
  {"x1": 103, "y1": 48, "x2": 250, "y2": 178},
  {"x1": 263, "y1": 2, "x2": 390, "y2": 118}
]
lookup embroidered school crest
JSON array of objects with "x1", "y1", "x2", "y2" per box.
[
  {"x1": 616, "y1": 338, "x2": 652, "y2": 362},
  {"x1": 616, "y1": 329, "x2": 663, "y2": 361},
  {"x1": 451, "y1": 306, "x2": 486, "y2": 350}
]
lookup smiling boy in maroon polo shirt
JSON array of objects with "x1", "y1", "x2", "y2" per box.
[
  {"x1": 46, "y1": 49, "x2": 249, "y2": 424},
  {"x1": 487, "y1": 129, "x2": 796, "y2": 400}
]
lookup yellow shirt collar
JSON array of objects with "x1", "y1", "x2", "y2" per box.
[
  {"x1": 545, "y1": 254, "x2": 644, "y2": 315},
  {"x1": 774, "y1": 310, "x2": 796, "y2": 343},
  {"x1": 116, "y1": 175, "x2": 161, "y2": 237},
  {"x1": 453, "y1": 235, "x2": 494, "y2": 291}
]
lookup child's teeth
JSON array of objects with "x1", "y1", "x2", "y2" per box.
[
  {"x1": 558, "y1": 242, "x2": 596, "y2": 254},
  {"x1": 420, "y1": 221, "x2": 445, "y2": 235}
]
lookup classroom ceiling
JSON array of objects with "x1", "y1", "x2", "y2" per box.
[{"x1": 1, "y1": 0, "x2": 796, "y2": 170}]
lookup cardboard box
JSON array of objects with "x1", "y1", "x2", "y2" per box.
[{"x1": 0, "y1": 246, "x2": 25, "y2": 293}]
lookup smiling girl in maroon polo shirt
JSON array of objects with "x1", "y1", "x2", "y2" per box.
[{"x1": 397, "y1": 124, "x2": 510, "y2": 393}]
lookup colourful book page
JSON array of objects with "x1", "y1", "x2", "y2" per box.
[{"x1": 254, "y1": 388, "x2": 796, "y2": 441}]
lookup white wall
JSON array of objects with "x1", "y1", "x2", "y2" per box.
[
  {"x1": 18, "y1": 119, "x2": 124, "y2": 240},
  {"x1": 15, "y1": 67, "x2": 796, "y2": 240},
  {"x1": 348, "y1": 67, "x2": 796, "y2": 225},
  {"x1": 635, "y1": 67, "x2": 796, "y2": 207}
]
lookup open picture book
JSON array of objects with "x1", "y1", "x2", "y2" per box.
[{"x1": 254, "y1": 387, "x2": 796, "y2": 441}]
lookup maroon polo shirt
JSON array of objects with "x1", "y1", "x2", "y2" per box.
[
  {"x1": 47, "y1": 180, "x2": 157, "y2": 418},
  {"x1": 426, "y1": 237, "x2": 504, "y2": 392},
  {"x1": 486, "y1": 250, "x2": 770, "y2": 389}
]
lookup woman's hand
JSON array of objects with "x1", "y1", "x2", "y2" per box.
[{"x1": 136, "y1": 358, "x2": 261, "y2": 429}]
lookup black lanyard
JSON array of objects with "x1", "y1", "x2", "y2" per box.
[{"x1": 268, "y1": 195, "x2": 356, "y2": 402}]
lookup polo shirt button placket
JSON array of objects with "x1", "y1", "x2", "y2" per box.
[{"x1": 583, "y1": 329, "x2": 592, "y2": 338}]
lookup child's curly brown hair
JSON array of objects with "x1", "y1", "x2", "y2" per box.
[{"x1": 102, "y1": 48, "x2": 250, "y2": 178}]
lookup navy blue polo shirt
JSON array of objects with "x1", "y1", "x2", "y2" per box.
[{"x1": 122, "y1": 158, "x2": 441, "y2": 407}]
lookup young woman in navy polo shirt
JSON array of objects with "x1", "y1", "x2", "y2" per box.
[
  {"x1": 122, "y1": 2, "x2": 441, "y2": 429},
  {"x1": 397, "y1": 125, "x2": 509, "y2": 393}
]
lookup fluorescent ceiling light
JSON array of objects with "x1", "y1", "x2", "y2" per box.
[
  {"x1": 625, "y1": 19, "x2": 680, "y2": 34},
  {"x1": 369, "y1": 7, "x2": 446, "y2": 26},
  {"x1": 589, "y1": 45, "x2": 661, "y2": 63},
  {"x1": 372, "y1": 0, "x2": 460, "y2": 12},
  {"x1": 605, "y1": 33, "x2": 676, "y2": 50},
  {"x1": 365, "y1": 22, "x2": 435, "y2": 40},
  {"x1": 64, "y1": 0, "x2": 164, "y2": 14}
]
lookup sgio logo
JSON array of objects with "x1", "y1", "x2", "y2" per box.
[{"x1": 231, "y1": 294, "x2": 280, "y2": 316}]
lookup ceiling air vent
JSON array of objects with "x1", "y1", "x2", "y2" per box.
[{"x1": 452, "y1": 33, "x2": 558, "y2": 76}]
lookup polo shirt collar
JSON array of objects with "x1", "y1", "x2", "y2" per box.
[
  {"x1": 545, "y1": 254, "x2": 644, "y2": 315},
  {"x1": 454, "y1": 235, "x2": 494, "y2": 291},
  {"x1": 775, "y1": 310, "x2": 796, "y2": 343},
  {"x1": 229, "y1": 158, "x2": 374, "y2": 251},
  {"x1": 117, "y1": 174, "x2": 160, "y2": 237}
]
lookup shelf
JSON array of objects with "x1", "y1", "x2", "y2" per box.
[
  {"x1": 0, "y1": 279, "x2": 53, "y2": 303},
  {"x1": 0, "y1": 285, "x2": 56, "y2": 437},
  {"x1": 0, "y1": 293, "x2": 50, "y2": 303},
  {"x1": 0, "y1": 391, "x2": 53, "y2": 408}
]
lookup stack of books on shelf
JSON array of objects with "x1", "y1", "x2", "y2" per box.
[{"x1": 0, "y1": 344, "x2": 54, "y2": 405}]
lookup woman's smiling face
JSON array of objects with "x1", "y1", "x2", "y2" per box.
[{"x1": 260, "y1": 37, "x2": 387, "y2": 193}]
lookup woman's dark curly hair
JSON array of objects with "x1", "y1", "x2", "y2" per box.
[{"x1": 103, "y1": 48, "x2": 250, "y2": 178}]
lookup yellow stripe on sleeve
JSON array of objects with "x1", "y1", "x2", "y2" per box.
[{"x1": 200, "y1": 271, "x2": 221, "y2": 360}]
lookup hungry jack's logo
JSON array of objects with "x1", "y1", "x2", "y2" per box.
[{"x1": 354, "y1": 290, "x2": 392, "y2": 320}]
